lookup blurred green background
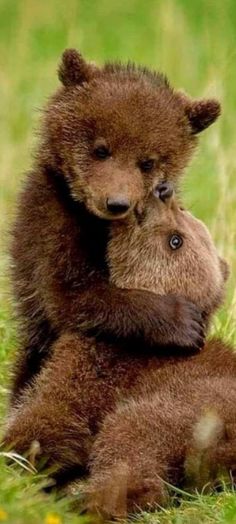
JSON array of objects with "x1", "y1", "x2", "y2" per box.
[{"x1": 0, "y1": 1, "x2": 236, "y2": 522}]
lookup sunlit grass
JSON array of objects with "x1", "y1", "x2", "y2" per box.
[{"x1": 0, "y1": 0, "x2": 236, "y2": 522}]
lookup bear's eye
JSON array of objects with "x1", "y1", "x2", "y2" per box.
[
  {"x1": 139, "y1": 159, "x2": 155, "y2": 173},
  {"x1": 169, "y1": 234, "x2": 183, "y2": 250},
  {"x1": 94, "y1": 146, "x2": 110, "y2": 160}
]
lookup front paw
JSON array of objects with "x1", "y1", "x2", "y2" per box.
[
  {"x1": 148, "y1": 294, "x2": 205, "y2": 352},
  {"x1": 167, "y1": 295, "x2": 205, "y2": 351},
  {"x1": 84, "y1": 461, "x2": 168, "y2": 519}
]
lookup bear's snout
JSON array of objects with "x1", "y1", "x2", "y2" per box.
[{"x1": 106, "y1": 196, "x2": 131, "y2": 216}]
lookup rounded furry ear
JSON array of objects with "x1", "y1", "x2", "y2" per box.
[
  {"x1": 58, "y1": 48, "x2": 96, "y2": 86},
  {"x1": 186, "y1": 98, "x2": 221, "y2": 134},
  {"x1": 219, "y1": 257, "x2": 230, "y2": 283}
]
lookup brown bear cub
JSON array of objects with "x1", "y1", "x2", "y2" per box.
[
  {"x1": 82, "y1": 193, "x2": 236, "y2": 519},
  {"x1": 10, "y1": 48, "x2": 220, "y2": 401},
  {"x1": 5, "y1": 189, "x2": 234, "y2": 519}
]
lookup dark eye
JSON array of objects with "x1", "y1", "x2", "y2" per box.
[
  {"x1": 139, "y1": 159, "x2": 155, "y2": 173},
  {"x1": 94, "y1": 146, "x2": 110, "y2": 160},
  {"x1": 169, "y1": 234, "x2": 183, "y2": 250}
]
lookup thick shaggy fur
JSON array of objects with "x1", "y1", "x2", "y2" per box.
[
  {"x1": 10, "y1": 49, "x2": 220, "y2": 400},
  {"x1": 86, "y1": 344, "x2": 236, "y2": 518},
  {"x1": 5, "y1": 193, "x2": 234, "y2": 519}
]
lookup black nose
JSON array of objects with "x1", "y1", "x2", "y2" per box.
[
  {"x1": 106, "y1": 197, "x2": 131, "y2": 215},
  {"x1": 153, "y1": 181, "x2": 174, "y2": 202}
]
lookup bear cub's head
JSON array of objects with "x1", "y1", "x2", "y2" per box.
[
  {"x1": 108, "y1": 185, "x2": 229, "y2": 324},
  {"x1": 40, "y1": 49, "x2": 220, "y2": 220}
]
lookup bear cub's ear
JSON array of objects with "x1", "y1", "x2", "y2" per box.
[
  {"x1": 186, "y1": 98, "x2": 221, "y2": 134},
  {"x1": 58, "y1": 48, "x2": 97, "y2": 87},
  {"x1": 219, "y1": 257, "x2": 230, "y2": 283}
]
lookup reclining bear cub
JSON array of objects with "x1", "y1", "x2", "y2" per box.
[{"x1": 6, "y1": 187, "x2": 235, "y2": 520}]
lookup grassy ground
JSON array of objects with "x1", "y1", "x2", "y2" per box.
[{"x1": 0, "y1": 0, "x2": 236, "y2": 522}]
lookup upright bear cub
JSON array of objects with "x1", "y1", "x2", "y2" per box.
[{"x1": 11, "y1": 49, "x2": 220, "y2": 400}]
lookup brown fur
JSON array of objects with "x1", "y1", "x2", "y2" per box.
[
  {"x1": 108, "y1": 193, "x2": 227, "y2": 324},
  {"x1": 10, "y1": 49, "x2": 220, "y2": 401},
  {"x1": 86, "y1": 355, "x2": 236, "y2": 518},
  {"x1": 4, "y1": 192, "x2": 233, "y2": 519}
]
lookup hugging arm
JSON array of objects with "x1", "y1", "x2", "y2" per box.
[{"x1": 45, "y1": 281, "x2": 205, "y2": 352}]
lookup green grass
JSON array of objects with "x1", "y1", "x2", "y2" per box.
[{"x1": 0, "y1": 0, "x2": 236, "y2": 522}]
